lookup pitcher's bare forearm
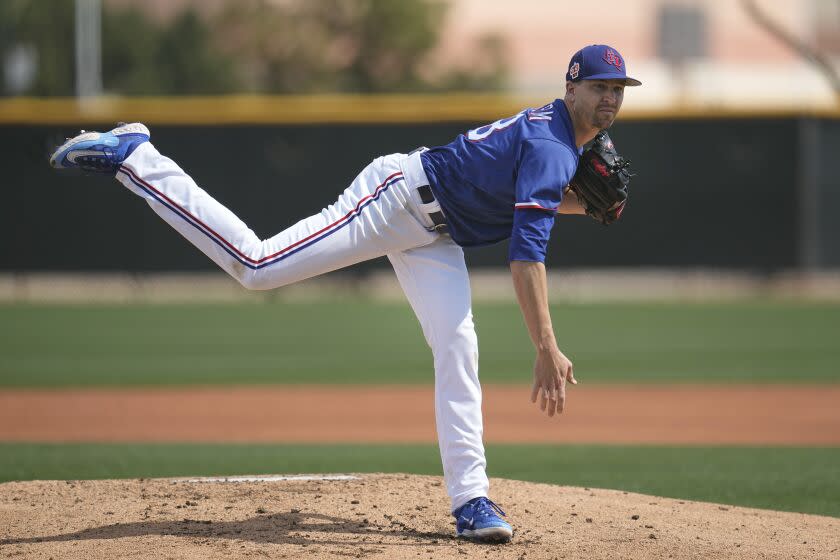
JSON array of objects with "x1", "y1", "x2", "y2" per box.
[
  {"x1": 510, "y1": 261, "x2": 576, "y2": 417},
  {"x1": 510, "y1": 261, "x2": 556, "y2": 351}
]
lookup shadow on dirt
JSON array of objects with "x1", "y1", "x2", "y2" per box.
[{"x1": 0, "y1": 510, "x2": 457, "y2": 547}]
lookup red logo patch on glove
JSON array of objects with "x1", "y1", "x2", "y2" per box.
[{"x1": 593, "y1": 160, "x2": 610, "y2": 177}]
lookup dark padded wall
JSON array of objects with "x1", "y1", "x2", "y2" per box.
[
  {"x1": 815, "y1": 119, "x2": 840, "y2": 267},
  {"x1": 0, "y1": 118, "x2": 826, "y2": 273}
]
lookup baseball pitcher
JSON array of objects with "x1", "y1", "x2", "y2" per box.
[{"x1": 50, "y1": 44, "x2": 640, "y2": 543}]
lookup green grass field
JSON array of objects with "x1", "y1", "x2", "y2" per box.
[
  {"x1": 2, "y1": 301, "x2": 838, "y2": 519},
  {"x1": 2, "y1": 300, "x2": 839, "y2": 386},
  {"x1": 2, "y1": 443, "x2": 838, "y2": 518}
]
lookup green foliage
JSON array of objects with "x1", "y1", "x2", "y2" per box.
[
  {"x1": 2, "y1": 443, "x2": 838, "y2": 517},
  {"x1": 210, "y1": 0, "x2": 508, "y2": 93},
  {"x1": 155, "y1": 10, "x2": 238, "y2": 94},
  {"x1": 0, "y1": 0, "x2": 237, "y2": 96},
  {"x1": 1, "y1": 0, "x2": 76, "y2": 96},
  {"x1": 99, "y1": 7, "x2": 169, "y2": 95},
  {"x1": 0, "y1": 0, "x2": 508, "y2": 96},
  {"x1": 1, "y1": 301, "x2": 839, "y2": 387},
  {"x1": 102, "y1": 8, "x2": 237, "y2": 95}
]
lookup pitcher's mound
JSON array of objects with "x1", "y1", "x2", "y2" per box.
[{"x1": 1, "y1": 473, "x2": 837, "y2": 559}]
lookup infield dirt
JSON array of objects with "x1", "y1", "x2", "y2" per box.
[
  {"x1": 3, "y1": 385, "x2": 839, "y2": 558},
  {"x1": 2, "y1": 384, "x2": 839, "y2": 444},
  {"x1": 1, "y1": 473, "x2": 838, "y2": 560}
]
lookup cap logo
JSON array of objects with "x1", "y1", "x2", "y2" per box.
[
  {"x1": 569, "y1": 62, "x2": 580, "y2": 79},
  {"x1": 603, "y1": 48, "x2": 623, "y2": 70}
]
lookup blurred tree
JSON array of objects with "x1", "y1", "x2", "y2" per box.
[
  {"x1": 1, "y1": 0, "x2": 237, "y2": 96},
  {"x1": 0, "y1": 0, "x2": 507, "y2": 96},
  {"x1": 438, "y1": 32, "x2": 510, "y2": 92},
  {"x1": 157, "y1": 11, "x2": 237, "y2": 94},
  {"x1": 212, "y1": 0, "x2": 509, "y2": 93},
  {"x1": 100, "y1": 6, "x2": 168, "y2": 95},
  {"x1": 1, "y1": 0, "x2": 76, "y2": 96},
  {"x1": 103, "y1": 7, "x2": 237, "y2": 94}
]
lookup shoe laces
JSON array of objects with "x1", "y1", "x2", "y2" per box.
[{"x1": 471, "y1": 497, "x2": 507, "y2": 520}]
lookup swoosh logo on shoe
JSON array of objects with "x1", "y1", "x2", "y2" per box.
[{"x1": 67, "y1": 150, "x2": 107, "y2": 163}]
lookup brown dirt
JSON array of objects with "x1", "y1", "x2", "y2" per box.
[
  {"x1": 3, "y1": 385, "x2": 839, "y2": 558},
  {"x1": 1, "y1": 474, "x2": 838, "y2": 560},
  {"x1": 1, "y1": 384, "x2": 839, "y2": 444}
]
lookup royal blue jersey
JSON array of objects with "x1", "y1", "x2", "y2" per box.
[{"x1": 420, "y1": 99, "x2": 580, "y2": 262}]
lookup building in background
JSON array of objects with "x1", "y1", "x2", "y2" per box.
[{"x1": 435, "y1": 0, "x2": 840, "y2": 108}]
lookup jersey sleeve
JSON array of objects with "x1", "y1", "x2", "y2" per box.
[{"x1": 509, "y1": 139, "x2": 578, "y2": 262}]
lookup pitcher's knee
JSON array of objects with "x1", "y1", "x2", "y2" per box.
[
  {"x1": 431, "y1": 321, "x2": 479, "y2": 363},
  {"x1": 238, "y1": 275, "x2": 270, "y2": 291},
  {"x1": 236, "y1": 269, "x2": 280, "y2": 291}
]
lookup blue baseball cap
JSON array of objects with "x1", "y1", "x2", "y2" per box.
[{"x1": 566, "y1": 44, "x2": 641, "y2": 86}]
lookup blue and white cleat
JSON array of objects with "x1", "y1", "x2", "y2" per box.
[
  {"x1": 453, "y1": 497, "x2": 513, "y2": 543},
  {"x1": 50, "y1": 122, "x2": 150, "y2": 173}
]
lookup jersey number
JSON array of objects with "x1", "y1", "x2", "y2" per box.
[{"x1": 466, "y1": 112, "x2": 524, "y2": 142}]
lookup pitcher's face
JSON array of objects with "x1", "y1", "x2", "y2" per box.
[{"x1": 568, "y1": 79, "x2": 625, "y2": 129}]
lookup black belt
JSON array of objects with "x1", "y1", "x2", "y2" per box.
[{"x1": 417, "y1": 185, "x2": 448, "y2": 232}]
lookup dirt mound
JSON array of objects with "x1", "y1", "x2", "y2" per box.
[{"x1": 1, "y1": 474, "x2": 837, "y2": 559}]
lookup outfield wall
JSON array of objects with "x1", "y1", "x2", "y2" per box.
[{"x1": 2, "y1": 97, "x2": 838, "y2": 272}]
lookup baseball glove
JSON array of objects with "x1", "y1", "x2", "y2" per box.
[{"x1": 568, "y1": 130, "x2": 632, "y2": 225}]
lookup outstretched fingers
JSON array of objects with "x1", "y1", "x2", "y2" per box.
[
  {"x1": 531, "y1": 350, "x2": 575, "y2": 418},
  {"x1": 530, "y1": 382, "x2": 540, "y2": 403},
  {"x1": 556, "y1": 379, "x2": 566, "y2": 415},
  {"x1": 532, "y1": 379, "x2": 562, "y2": 417}
]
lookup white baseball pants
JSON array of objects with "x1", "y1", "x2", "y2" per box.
[{"x1": 116, "y1": 143, "x2": 489, "y2": 511}]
